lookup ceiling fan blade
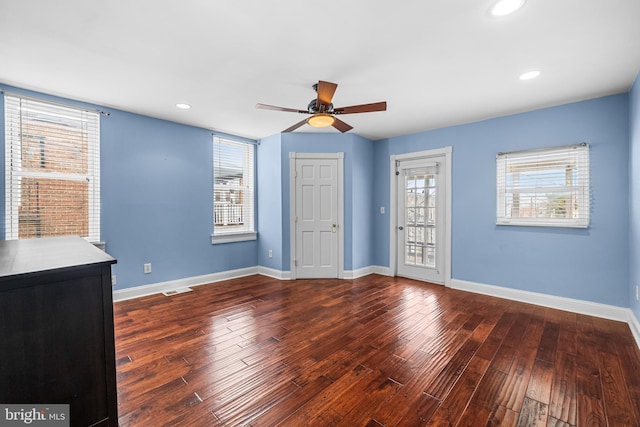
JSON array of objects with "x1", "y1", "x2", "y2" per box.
[
  {"x1": 283, "y1": 119, "x2": 308, "y2": 133},
  {"x1": 256, "y1": 103, "x2": 308, "y2": 114},
  {"x1": 333, "y1": 101, "x2": 387, "y2": 115},
  {"x1": 316, "y1": 81, "x2": 338, "y2": 111},
  {"x1": 331, "y1": 117, "x2": 353, "y2": 133}
]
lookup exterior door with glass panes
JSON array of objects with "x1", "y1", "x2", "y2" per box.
[{"x1": 396, "y1": 159, "x2": 444, "y2": 284}]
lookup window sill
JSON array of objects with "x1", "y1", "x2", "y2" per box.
[
  {"x1": 497, "y1": 219, "x2": 589, "y2": 229},
  {"x1": 211, "y1": 232, "x2": 257, "y2": 244}
]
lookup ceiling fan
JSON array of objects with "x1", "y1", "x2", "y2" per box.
[{"x1": 256, "y1": 80, "x2": 387, "y2": 133}]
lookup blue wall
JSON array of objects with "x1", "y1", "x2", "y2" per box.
[
  {"x1": 630, "y1": 73, "x2": 640, "y2": 320},
  {"x1": 351, "y1": 134, "x2": 375, "y2": 271},
  {"x1": 0, "y1": 85, "x2": 258, "y2": 290},
  {"x1": 374, "y1": 94, "x2": 630, "y2": 307},
  {"x1": 257, "y1": 133, "x2": 283, "y2": 270}
]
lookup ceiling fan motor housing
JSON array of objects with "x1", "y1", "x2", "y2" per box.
[{"x1": 307, "y1": 99, "x2": 333, "y2": 114}]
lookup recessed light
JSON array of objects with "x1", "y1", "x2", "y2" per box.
[
  {"x1": 176, "y1": 103, "x2": 191, "y2": 109},
  {"x1": 519, "y1": 70, "x2": 541, "y2": 80},
  {"x1": 491, "y1": 0, "x2": 526, "y2": 16}
]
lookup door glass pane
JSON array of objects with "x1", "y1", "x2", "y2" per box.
[{"x1": 404, "y1": 173, "x2": 437, "y2": 268}]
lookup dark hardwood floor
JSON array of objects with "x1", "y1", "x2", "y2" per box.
[{"x1": 113, "y1": 274, "x2": 640, "y2": 426}]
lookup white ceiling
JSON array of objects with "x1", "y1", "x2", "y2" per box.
[{"x1": 1, "y1": 0, "x2": 639, "y2": 141}]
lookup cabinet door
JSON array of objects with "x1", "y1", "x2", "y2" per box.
[{"x1": 0, "y1": 272, "x2": 109, "y2": 426}]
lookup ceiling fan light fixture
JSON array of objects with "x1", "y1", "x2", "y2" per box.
[
  {"x1": 491, "y1": 0, "x2": 525, "y2": 16},
  {"x1": 307, "y1": 114, "x2": 335, "y2": 128}
]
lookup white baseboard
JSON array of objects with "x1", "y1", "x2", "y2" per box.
[
  {"x1": 450, "y1": 278, "x2": 630, "y2": 322},
  {"x1": 371, "y1": 265, "x2": 393, "y2": 276},
  {"x1": 628, "y1": 310, "x2": 640, "y2": 349},
  {"x1": 113, "y1": 266, "x2": 259, "y2": 302},
  {"x1": 113, "y1": 265, "x2": 380, "y2": 301},
  {"x1": 257, "y1": 266, "x2": 291, "y2": 280},
  {"x1": 256, "y1": 265, "x2": 391, "y2": 280},
  {"x1": 257, "y1": 266, "x2": 383, "y2": 280},
  {"x1": 344, "y1": 266, "x2": 375, "y2": 279}
]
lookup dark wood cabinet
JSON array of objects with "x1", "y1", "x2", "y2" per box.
[{"x1": 0, "y1": 236, "x2": 118, "y2": 427}]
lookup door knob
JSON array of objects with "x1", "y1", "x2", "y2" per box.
[{"x1": 398, "y1": 226, "x2": 404, "y2": 230}]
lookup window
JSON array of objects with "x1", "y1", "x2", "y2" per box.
[
  {"x1": 496, "y1": 143, "x2": 589, "y2": 228},
  {"x1": 4, "y1": 94, "x2": 101, "y2": 241},
  {"x1": 212, "y1": 136, "x2": 255, "y2": 243}
]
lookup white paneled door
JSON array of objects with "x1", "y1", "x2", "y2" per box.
[
  {"x1": 291, "y1": 153, "x2": 343, "y2": 279},
  {"x1": 396, "y1": 157, "x2": 445, "y2": 284}
]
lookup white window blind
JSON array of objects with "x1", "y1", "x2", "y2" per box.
[
  {"x1": 213, "y1": 136, "x2": 255, "y2": 240},
  {"x1": 496, "y1": 143, "x2": 590, "y2": 228},
  {"x1": 4, "y1": 94, "x2": 101, "y2": 241}
]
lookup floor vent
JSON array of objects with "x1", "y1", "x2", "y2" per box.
[{"x1": 162, "y1": 287, "x2": 193, "y2": 297}]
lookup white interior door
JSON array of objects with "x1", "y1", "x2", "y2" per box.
[
  {"x1": 396, "y1": 158, "x2": 445, "y2": 284},
  {"x1": 292, "y1": 155, "x2": 340, "y2": 278}
]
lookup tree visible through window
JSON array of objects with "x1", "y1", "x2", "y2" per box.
[
  {"x1": 496, "y1": 143, "x2": 590, "y2": 228},
  {"x1": 4, "y1": 95, "x2": 100, "y2": 241}
]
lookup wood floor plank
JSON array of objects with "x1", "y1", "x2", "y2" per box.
[
  {"x1": 475, "y1": 313, "x2": 517, "y2": 363},
  {"x1": 393, "y1": 392, "x2": 441, "y2": 426},
  {"x1": 496, "y1": 316, "x2": 545, "y2": 412},
  {"x1": 525, "y1": 358, "x2": 554, "y2": 405},
  {"x1": 487, "y1": 404, "x2": 520, "y2": 425},
  {"x1": 548, "y1": 351, "x2": 577, "y2": 424},
  {"x1": 517, "y1": 397, "x2": 549, "y2": 427},
  {"x1": 338, "y1": 372, "x2": 405, "y2": 425},
  {"x1": 616, "y1": 339, "x2": 640, "y2": 425},
  {"x1": 112, "y1": 274, "x2": 640, "y2": 426},
  {"x1": 455, "y1": 403, "x2": 491, "y2": 427},
  {"x1": 424, "y1": 338, "x2": 482, "y2": 400},
  {"x1": 536, "y1": 321, "x2": 560, "y2": 364},
  {"x1": 279, "y1": 364, "x2": 376, "y2": 425},
  {"x1": 546, "y1": 416, "x2": 574, "y2": 427},
  {"x1": 598, "y1": 350, "x2": 639, "y2": 426},
  {"x1": 469, "y1": 366, "x2": 507, "y2": 409},
  {"x1": 575, "y1": 320, "x2": 607, "y2": 427},
  {"x1": 425, "y1": 356, "x2": 490, "y2": 426}
]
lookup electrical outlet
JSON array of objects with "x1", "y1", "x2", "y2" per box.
[
  {"x1": 380, "y1": 206, "x2": 385, "y2": 214},
  {"x1": 144, "y1": 263, "x2": 152, "y2": 274},
  {"x1": 636, "y1": 285, "x2": 639, "y2": 302},
  {"x1": 112, "y1": 275, "x2": 116, "y2": 286},
  {"x1": 268, "y1": 250, "x2": 273, "y2": 258}
]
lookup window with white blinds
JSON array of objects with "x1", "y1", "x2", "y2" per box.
[
  {"x1": 212, "y1": 136, "x2": 255, "y2": 243},
  {"x1": 4, "y1": 94, "x2": 100, "y2": 241},
  {"x1": 496, "y1": 143, "x2": 590, "y2": 228}
]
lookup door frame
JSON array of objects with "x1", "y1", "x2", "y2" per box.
[
  {"x1": 289, "y1": 152, "x2": 344, "y2": 280},
  {"x1": 389, "y1": 147, "x2": 452, "y2": 286}
]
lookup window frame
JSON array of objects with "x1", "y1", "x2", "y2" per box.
[
  {"x1": 496, "y1": 143, "x2": 590, "y2": 228},
  {"x1": 4, "y1": 93, "x2": 101, "y2": 241},
  {"x1": 211, "y1": 136, "x2": 256, "y2": 244}
]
